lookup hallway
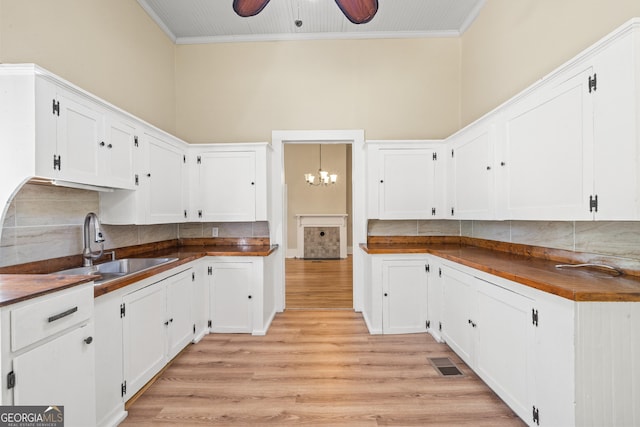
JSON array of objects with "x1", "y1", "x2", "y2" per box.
[{"x1": 285, "y1": 256, "x2": 353, "y2": 309}]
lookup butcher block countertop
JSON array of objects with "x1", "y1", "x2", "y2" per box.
[
  {"x1": 0, "y1": 275, "x2": 94, "y2": 307},
  {"x1": 361, "y1": 236, "x2": 640, "y2": 302},
  {"x1": 0, "y1": 238, "x2": 278, "y2": 303}
]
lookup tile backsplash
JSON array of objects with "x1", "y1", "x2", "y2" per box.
[
  {"x1": 0, "y1": 184, "x2": 269, "y2": 267},
  {"x1": 368, "y1": 219, "x2": 640, "y2": 261}
]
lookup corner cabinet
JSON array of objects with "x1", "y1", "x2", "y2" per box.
[
  {"x1": 206, "y1": 254, "x2": 277, "y2": 336},
  {"x1": 189, "y1": 143, "x2": 270, "y2": 222},
  {"x1": 362, "y1": 253, "x2": 430, "y2": 335},
  {"x1": 0, "y1": 284, "x2": 96, "y2": 427},
  {"x1": 366, "y1": 141, "x2": 445, "y2": 220}
]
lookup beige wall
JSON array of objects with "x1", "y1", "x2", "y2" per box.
[
  {"x1": 284, "y1": 144, "x2": 350, "y2": 252},
  {"x1": 0, "y1": 0, "x2": 177, "y2": 134},
  {"x1": 175, "y1": 38, "x2": 460, "y2": 143},
  {"x1": 461, "y1": 0, "x2": 640, "y2": 126}
]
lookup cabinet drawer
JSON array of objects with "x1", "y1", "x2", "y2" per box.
[{"x1": 11, "y1": 285, "x2": 93, "y2": 352}]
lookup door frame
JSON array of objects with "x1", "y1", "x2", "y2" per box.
[{"x1": 271, "y1": 130, "x2": 366, "y2": 312}]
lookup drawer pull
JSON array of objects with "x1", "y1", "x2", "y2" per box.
[
  {"x1": 84, "y1": 336, "x2": 93, "y2": 345},
  {"x1": 48, "y1": 306, "x2": 78, "y2": 323}
]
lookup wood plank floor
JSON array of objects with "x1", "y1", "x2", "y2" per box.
[
  {"x1": 123, "y1": 310, "x2": 525, "y2": 426},
  {"x1": 285, "y1": 256, "x2": 353, "y2": 309}
]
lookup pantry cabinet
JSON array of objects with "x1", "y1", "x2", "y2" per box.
[
  {"x1": 189, "y1": 143, "x2": 269, "y2": 222},
  {"x1": 366, "y1": 141, "x2": 444, "y2": 219}
]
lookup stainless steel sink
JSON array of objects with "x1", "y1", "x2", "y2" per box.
[{"x1": 56, "y1": 257, "x2": 178, "y2": 285}]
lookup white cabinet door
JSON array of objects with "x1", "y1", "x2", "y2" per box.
[
  {"x1": 192, "y1": 261, "x2": 209, "y2": 341},
  {"x1": 122, "y1": 283, "x2": 166, "y2": 398},
  {"x1": 591, "y1": 30, "x2": 639, "y2": 219},
  {"x1": 166, "y1": 270, "x2": 193, "y2": 360},
  {"x1": 55, "y1": 89, "x2": 104, "y2": 186},
  {"x1": 377, "y1": 148, "x2": 438, "y2": 219},
  {"x1": 13, "y1": 323, "x2": 96, "y2": 427},
  {"x1": 146, "y1": 133, "x2": 186, "y2": 224},
  {"x1": 197, "y1": 151, "x2": 256, "y2": 221},
  {"x1": 426, "y1": 260, "x2": 444, "y2": 342},
  {"x1": 441, "y1": 265, "x2": 475, "y2": 366},
  {"x1": 501, "y1": 66, "x2": 594, "y2": 220},
  {"x1": 475, "y1": 278, "x2": 533, "y2": 423},
  {"x1": 102, "y1": 115, "x2": 136, "y2": 190},
  {"x1": 448, "y1": 119, "x2": 496, "y2": 219},
  {"x1": 210, "y1": 262, "x2": 253, "y2": 333},
  {"x1": 381, "y1": 259, "x2": 428, "y2": 334}
]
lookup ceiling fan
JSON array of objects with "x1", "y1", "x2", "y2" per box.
[{"x1": 233, "y1": 0, "x2": 379, "y2": 24}]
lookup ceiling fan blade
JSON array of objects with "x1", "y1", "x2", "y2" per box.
[
  {"x1": 233, "y1": 0, "x2": 271, "y2": 17},
  {"x1": 335, "y1": 0, "x2": 378, "y2": 24}
]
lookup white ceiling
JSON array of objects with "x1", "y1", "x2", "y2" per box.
[{"x1": 137, "y1": 0, "x2": 486, "y2": 44}]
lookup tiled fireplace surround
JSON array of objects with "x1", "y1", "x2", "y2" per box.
[{"x1": 2, "y1": 184, "x2": 640, "y2": 268}]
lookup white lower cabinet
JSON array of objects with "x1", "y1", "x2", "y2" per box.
[
  {"x1": 363, "y1": 254, "x2": 429, "y2": 335},
  {"x1": 123, "y1": 268, "x2": 193, "y2": 398},
  {"x1": 0, "y1": 283, "x2": 95, "y2": 427},
  {"x1": 94, "y1": 267, "x2": 194, "y2": 427},
  {"x1": 206, "y1": 256, "x2": 277, "y2": 336}
]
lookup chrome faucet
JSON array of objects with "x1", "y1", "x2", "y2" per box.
[{"x1": 82, "y1": 212, "x2": 105, "y2": 267}]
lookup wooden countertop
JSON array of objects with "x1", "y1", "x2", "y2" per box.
[
  {"x1": 0, "y1": 275, "x2": 94, "y2": 307},
  {"x1": 0, "y1": 239, "x2": 278, "y2": 304},
  {"x1": 361, "y1": 238, "x2": 640, "y2": 302}
]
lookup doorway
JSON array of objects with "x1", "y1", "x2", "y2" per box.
[
  {"x1": 283, "y1": 143, "x2": 353, "y2": 309},
  {"x1": 270, "y1": 130, "x2": 366, "y2": 313}
]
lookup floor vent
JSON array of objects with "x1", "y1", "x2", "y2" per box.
[{"x1": 429, "y1": 357, "x2": 464, "y2": 377}]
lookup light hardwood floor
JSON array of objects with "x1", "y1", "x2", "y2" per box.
[
  {"x1": 285, "y1": 256, "x2": 353, "y2": 309},
  {"x1": 123, "y1": 312, "x2": 524, "y2": 426}
]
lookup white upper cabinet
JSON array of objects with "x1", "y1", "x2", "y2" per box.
[
  {"x1": 367, "y1": 141, "x2": 444, "y2": 219},
  {"x1": 102, "y1": 115, "x2": 137, "y2": 190},
  {"x1": 190, "y1": 143, "x2": 269, "y2": 222},
  {"x1": 447, "y1": 117, "x2": 498, "y2": 220},
  {"x1": 448, "y1": 19, "x2": 640, "y2": 221}
]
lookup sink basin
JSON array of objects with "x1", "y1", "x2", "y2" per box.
[{"x1": 56, "y1": 257, "x2": 178, "y2": 285}]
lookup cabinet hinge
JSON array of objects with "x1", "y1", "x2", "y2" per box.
[
  {"x1": 52, "y1": 99, "x2": 60, "y2": 116},
  {"x1": 135, "y1": 174, "x2": 139, "y2": 186},
  {"x1": 134, "y1": 135, "x2": 139, "y2": 147},
  {"x1": 121, "y1": 381, "x2": 127, "y2": 397},
  {"x1": 432, "y1": 152, "x2": 437, "y2": 161},
  {"x1": 451, "y1": 149, "x2": 454, "y2": 158},
  {"x1": 532, "y1": 405, "x2": 540, "y2": 425},
  {"x1": 197, "y1": 155, "x2": 202, "y2": 165},
  {"x1": 589, "y1": 195, "x2": 598, "y2": 213},
  {"x1": 183, "y1": 154, "x2": 186, "y2": 163},
  {"x1": 53, "y1": 154, "x2": 61, "y2": 171},
  {"x1": 588, "y1": 73, "x2": 597, "y2": 93},
  {"x1": 426, "y1": 320, "x2": 431, "y2": 329},
  {"x1": 198, "y1": 210, "x2": 203, "y2": 219},
  {"x1": 450, "y1": 207, "x2": 455, "y2": 216},
  {"x1": 193, "y1": 324, "x2": 196, "y2": 334},
  {"x1": 439, "y1": 322, "x2": 442, "y2": 331},
  {"x1": 431, "y1": 207, "x2": 436, "y2": 216},
  {"x1": 425, "y1": 264, "x2": 430, "y2": 273},
  {"x1": 438, "y1": 268, "x2": 442, "y2": 278},
  {"x1": 532, "y1": 308, "x2": 538, "y2": 327},
  {"x1": 192, "y1": 272, "x2": 195, "y2": 281},
  {"x1": 7, "y1": 371, "x2": 15, "y2": 389},
  {"x1": 207, "y1": 320, "x2": 212, "y2": 328},
  {"x1": 120, "y1": 303, "x2": 126, "y2": 318},
  {"x1": 208, "y1": 266, "x2": 213, "y2": 275},
  {"x1": 184, "y1": 210, "x2": 187, "y2": 219}
]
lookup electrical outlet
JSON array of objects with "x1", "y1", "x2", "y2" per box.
[{"x1": 211, "y1": 227, "x2": 218, "y2": 237}]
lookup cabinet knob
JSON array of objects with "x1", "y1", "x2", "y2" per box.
[
  {"x1": 251, "y1": 182, "x2": 255, "y2": 185},
  {"x1": 380, "y1": 180, "x2": 384, "y2": 184},
  {"x1": 248, "y1": 295, "x2": 252, "y2": 299},
  {"x1": 486, "y1": 166, "x2": 491, "y2": 170},
  {"x1": 170, "y1": 318, "x2": 174, "y2": 323},
  {"x1": 164, "y1": 320, "x2": 170, "y2": 326},
  {"x1": 501, "y1": 161, "x2": 506, "y2": 166},
  {"x1": 107, "y1": 143, "x2": 113, "y2": 149},
  {"x1": 147, "y1": 173, "x2": 151, "y2": 177},
  {"x1": 384, "y1": 293, "x2": 388, "y2": 297},
  {"x1": 99, "y1": 141, "x2": 105, "y2": 147},
  {"x1": 84, "y1": 336, "x2": 93, "y2": 345}
]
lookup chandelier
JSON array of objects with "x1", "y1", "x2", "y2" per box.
[
  {"x1": 305, "y1": 145, "x2": 337, "y2": 186},
  {"x1": 233, "y1": 0, "x2": 378, "y2": 25}
]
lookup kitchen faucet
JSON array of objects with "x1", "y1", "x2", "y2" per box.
[{"x1": 82, "y1": 212, "x2": 105, "y2": 267}]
